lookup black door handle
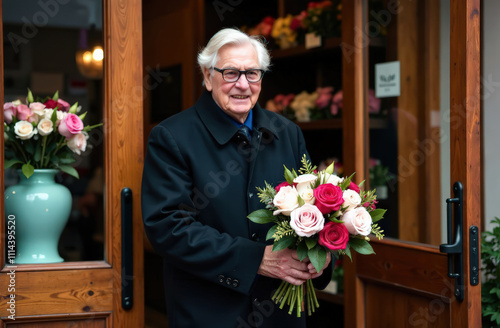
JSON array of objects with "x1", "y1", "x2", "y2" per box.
[
  {"x1": 439, "y1": 181, "x2": 463, "y2": 302},
  {"x1": 121, "y1": 187, "x2": 133, "y2": 310}
]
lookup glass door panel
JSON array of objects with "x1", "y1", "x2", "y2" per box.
[
  {"x1": 368, "y1": 0, "x2": 449, "y2": 246},
  {"x1": 3, "y1": 0, "x2": 105, "y2": 262}
]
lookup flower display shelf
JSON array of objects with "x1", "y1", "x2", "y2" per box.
[
  {"x1": 271, "y1": 36, "x2": 385, "y2": 59},
  {"x1": 297, "y1": 117, "x2": 388, "y2": 131}
]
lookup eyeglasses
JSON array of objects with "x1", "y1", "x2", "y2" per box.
[{"x1": 213, "y1": 67, "x2": 265, "y2": 83}]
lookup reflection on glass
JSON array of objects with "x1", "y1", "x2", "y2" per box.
[
  {"x1": 3, "y1": 0, "x2": 104, "y2": 262},
  {"x1": 368, "y1": 0, "x2": 449, "y2": 246}
]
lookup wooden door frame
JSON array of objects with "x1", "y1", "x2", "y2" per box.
[{"x1": 0, "y1": 0, "x2": 144, "y2": 326}]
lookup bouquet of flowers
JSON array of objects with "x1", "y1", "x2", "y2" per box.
[
  {"x1": 247, "y1": 155, "x2": 385, "y2": 316},
  {"x1": 4, "y1": 89, "x2": 102, "y2": 179}
]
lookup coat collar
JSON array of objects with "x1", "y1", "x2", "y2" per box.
[{"x1": 195, "y1": 91, "x2": 279, "y2": 145}]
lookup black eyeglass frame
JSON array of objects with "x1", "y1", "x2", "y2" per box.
[{"x1": 212, "y1": 67, "x2": 265, "y2": 83}]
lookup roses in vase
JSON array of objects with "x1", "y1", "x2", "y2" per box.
[{"x1": 4, "y1": 89, "x2": 102, "y2": 179}]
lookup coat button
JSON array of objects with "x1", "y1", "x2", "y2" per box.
[
  {"x1": 251, "y1": 233, "x2": 259, "y2": 241},
  {"x1": 253, "y1": 298, "x2": 260, "y2": 306},
  {"x1": 218, "y1": 275, "x2": 225, "y2": 283},
  {"x1": 225, "y1": 277, "x2": 232, "y2": 286},
  {"x1": 232, "y1": 279, "x2": 239, "y2": 288}
]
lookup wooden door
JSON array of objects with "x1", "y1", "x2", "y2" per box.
[
  {"x1": 0, "y1": 0, "x2": 144, "y2": 326},
  {"x1": 342, "y1": 0, "x2": 481, "y2": 327}
]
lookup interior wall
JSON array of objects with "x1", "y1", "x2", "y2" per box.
[
  {"x1": 483, "y1": 0, "x2": 500, "y2": 232},
  {"x1": 142, "y1": 0, "x2": 202, "y2": 137}
]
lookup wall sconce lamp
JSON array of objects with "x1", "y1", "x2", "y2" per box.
[{"x1": 76, "y1": 28, "x2": 103, "y2": 79}]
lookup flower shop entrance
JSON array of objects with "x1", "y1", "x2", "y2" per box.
[
  {"x1": 0, "y1": 0, "x2": 145, "y2": 326},
  {"x1": 342, "y1": 0, "x2": 482, "y2": 327}
]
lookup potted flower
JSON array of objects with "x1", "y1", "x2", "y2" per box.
[
  {"x1": 482, "y1": 217, "x2": 500, "y2": 327},
  {"x1": 4, "y1": 89, "x2": 102, "y2": 264}
]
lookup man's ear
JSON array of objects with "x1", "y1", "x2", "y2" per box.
[{"x1": 203, "y1": 68, "x2": 213, "y2": 92}]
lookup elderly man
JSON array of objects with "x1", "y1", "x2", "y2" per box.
[{"x1": 142, "y1": 28, "x2": 332, "y2": 328}]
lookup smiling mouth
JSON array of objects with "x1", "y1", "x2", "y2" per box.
[{"x1": 231, "y1": 95, "x2": 249, "y2": 99}]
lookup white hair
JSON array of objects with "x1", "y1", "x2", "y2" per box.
[{"x1": 197, "y1": 28, "x2": 271, "y2": 75}]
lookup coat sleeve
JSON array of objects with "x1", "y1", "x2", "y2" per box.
[{"x1": 141, "y1": 124, "x2": 266, "y2": 295}]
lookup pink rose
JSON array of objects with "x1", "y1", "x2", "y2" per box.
[
  {"x1": 67, "y1": 132, "x2": 88, "y2": 155},
  {"x1": 58, "y1": 113, "x2": 84, "y2": 138},
  {"x1": 4, "y1": 102, "x2": 17, "y2": 124},
  {"x1": 318, "y1": 222, "x2": 349, "y2": 251},
  {"x1": 348, "y1": 181, "x2": 360, "y2": 193},
  {"x1": 313, "y1": 183, "x2": 344, "y2": 214},
  {"x1": 315, "y1": 87, "x2": 334, "y2": 109},
  {"x1": 330, "y1": 90, "x2": 343, "y2": 116},
  {"x1": 16, "y1": 104, "x2": 35, "y2": 122},
  {"x1": 57, "y1": 98, "x2": 70, "y2": 112},
  {"x1": 342, "y1": 207, "x2": 373, "y2": 236},
  {"x1": 290, "y1": 204, "x2": 325, "y2": 237}
]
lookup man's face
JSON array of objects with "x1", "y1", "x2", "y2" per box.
[{"x1": 203, "y1": 43, "x2": 262, "y2": 123}]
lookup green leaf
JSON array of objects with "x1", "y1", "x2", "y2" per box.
[
  {"x1": 50, "y1": 108, "x2": 58, "y2": 124},
  {"x1": 297, "y1": 195, "x2": 305, "y2": 207},
  {"x1": 5, "y1": 159, "x2": 23, "y2": 169},
  {"x1": 284, "y1": 165, "x2": 295, "y2": 185},
  {"x1": 52, "y1": 90, "x2": 59, "y2": 101},
  {"x1": 79, "y1": 111, "x2": 87, "y2": 121},
  {"x1": 345, "y1": 244, "x2": 352, "y2": 261},
  {"x1": 370, "y1": 208, "x2": 387, "y2": 223},
  {"x1": 297, "y1": 241, "x2": 308, "y2": 262},
  {"x1": 273, "y1": 234, "x2": 295, "y2": 251},
  {"x1": 27, "y1": 88, "x2": 34, "y2": 103},
  {"x1": 349, "y1": 238, "x2": 375, "y2": 255},
  {"x1": 325, "y1": 161, "x2": 335, "y2": 174},
  {"x1": 69, "y1": 101, "x2": 79, "y2": 114},
  {"x1": 59, "y1": 165, "x2": 79, "y2": 179},
  {"x1": 247, "y1": 209, "x2": 276, "y2": 224},
  {"x1": 308, "y1": 244, "x2": 327, "y2": 273},
  {"x1": 305, "y1": 237, "x2": 317, "y2": 250},
  {"x1": 22, "y1": 163, "x2": 34, "y2": 179},
  {"x1": 266, "y1": 225, "x2": 278, "y2": 241}
]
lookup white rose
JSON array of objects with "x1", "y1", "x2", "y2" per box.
[
  {"x1": 319, "y1": 172, "x2": 344, "y2": 186},
  {"x1": 14, "y1": 121, "x2": 37, "y2": 140},
  {"x1": 294, "y1": 174, "x2": 317, "y2": 204},
  {"x1": 67, "y1": 132, "x2": 89, "y2": 155},
  {"x1": 29, "y1": 102, "x2": 46, "y2": 117},
  {"x1": 290, "y1": 203, "x2": 325, "y2": 237},
  {"x1": 44, "y1": 109, "x2": 67, "y2": 124},
  {"x1": 37, "y1": 118, "x2": 54, "y2": 136},
  {"x1": 342, "y1": 189, "x2": 362, "y2": 211},
  {"x1": 342, "y1": 207, "x2": 373, "y2": 236},
  {"x1": 273, "y1": 185, "x2": 299, "y2": 216}
]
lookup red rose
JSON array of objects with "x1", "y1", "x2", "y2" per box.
[
  {"x1": 275, "y1": 181, "x2": 292, "y2": 193},
  {"x1": 348, "y1": 181, "x2": 360, "y2": 193},
  {"x1": 363, "y1": 200, "x2": 378, "y2": 211},
  {"x1": 313, "y1": 184, "x2": 344, "y2": 214},
  {"x1": 318, "y1": 222, "x2": 349, "y2": 251},
  {"x1": 44, "y1": 99, "x2": 59, "y2": 110}
]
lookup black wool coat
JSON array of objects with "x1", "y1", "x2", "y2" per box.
[{"x1": 141, "y1": 91, "x2": 332, "y2": 328}]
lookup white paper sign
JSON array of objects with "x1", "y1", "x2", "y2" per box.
[{"x1": 375, "y1": 61, "x2": 400, "y2": 98}]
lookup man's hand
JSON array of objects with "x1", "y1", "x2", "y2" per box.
[{"x1": 257, "y1": 245, "x2": 331, "y2": 285}]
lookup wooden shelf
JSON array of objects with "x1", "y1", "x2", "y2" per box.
[
  {"x1": 297, "y1": 117, "x2": 388, "y2": 131},
  {"x1": 271, "y1": 36, "x2": 386, "y2": 60}
]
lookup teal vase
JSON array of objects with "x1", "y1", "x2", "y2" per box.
[{"x1": 4, "y1": 169, "x2": 72, "y2": 264}]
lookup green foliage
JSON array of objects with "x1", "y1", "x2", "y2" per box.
[
  {"x1": 298, "y1": 154, "x2": 317, "y2": 175},
  {"x1": 482, "y1": 217, "x2": 500, "y2": 327},
  {"x1": 247, "y1": 209, "x2": 276, "y2": 224},
  {"x1": 256, "y1": 181, "x2": 276, "y2": 209}
]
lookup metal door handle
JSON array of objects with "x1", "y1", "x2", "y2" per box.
[
  {"x1": 121, "y1": 187, "x2": 133, "y2": 310},
  {"x1": 439, "y1": 181, "x2": 463, "y2": 302}
]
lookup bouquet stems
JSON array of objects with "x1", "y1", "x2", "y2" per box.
[{"x1": 271, "y1": 279, "x2": 319, "y2": 317}]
